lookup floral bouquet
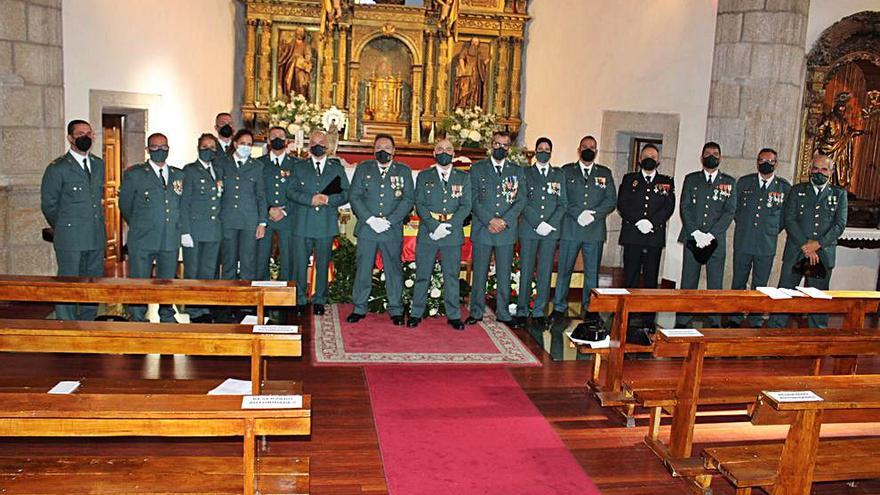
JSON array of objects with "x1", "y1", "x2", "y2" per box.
[
  {"x1": 321, "y1": 105, "x2": 348, "y2": 132},
  {"x1": 268, "y1": 93, "x2": 324, "y2": 137},
  {"x1": 439, "y1": 106, "x2": 498, "y2": 148}
]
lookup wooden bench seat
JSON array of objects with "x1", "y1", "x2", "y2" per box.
[
  {"x1": 0, "y1": 318, "x2": 302, "y2": 394},
  {"x1": 0, "y1": 377, "x2": 302, "y2": 395},
  {"x1": 0, "y1": 393, "x2": 312, "y2": 495},
  {"x1": 0, "y1": 274, "x2": 296, "y2": 322},
  {"x1": 0, "y1": 455, "x2": 310, "y2": 494},
  {"x1": 702, "y1": 388, "x2": 880, "y2": 495}
]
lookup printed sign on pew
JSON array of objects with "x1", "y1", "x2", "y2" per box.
[
  {"x1": 241, "y1": 395, "x2": 303, "y2": 409},
  {"x1": 252, "y1": 324, "x2": 299, "y2": 334}
]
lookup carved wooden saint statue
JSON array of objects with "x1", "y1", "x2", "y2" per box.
[
  {"x1": 453, "y1": 39, "x2": 487, "y2": 110},
  {"x1": 278, "y1": 27, "x2": 313, "y2": 99},
  {"x1": 437, "y1": 0, "x2": 459, "y2": 41},
  {"x1": 816, "y1": 92, "x2": 865, "y2": 188},
  {"x1": 321, "y1": 0, "x2": 342, "y2": 35}
]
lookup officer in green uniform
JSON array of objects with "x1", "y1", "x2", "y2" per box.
[
  {"x1": 256, "y1": 126, "x2": 295, "y2": 281},
  {"x1": 214, "y1": 112, "x2": 235, "y2": 155},
  {"x1": 515, "y1": 137, "x2": 568, "y2": 327},
  {"x1": 768, "y1": 153, "x2": 847, "y2": 328},
  {"x1": 40, "y1": 119, "x2": 106, "y2": 321},
  {"x1": 217, "y1": 129, "x2": 267, "y2": 281},
  {"x1": 180, "y1": 133, "x2": 224, "y2": 323},
  {"x1": 347, "y1": 134, "x2": 414, "y2": 325},
  {"x1": 466, "y1": 131, "x2": 526, "y2": 326},
  {"x1": 408, "y1": 139, "x2": 472, "y2": 330},
  {"x1": 119, "y1": 133, "x2": 185, "y2": 322},
  {"x1": 288, "y1": 130, "x2": 350, "y2": 316},
  {"x1": 675, "y1": 142, "x2": 737, "y2": 328},
  {"x1": 551, "y1": 135, "x2": 617, "y2": 321},
  {"x1": 730, "y1": 148, "x2": 791, "y2": 327}
]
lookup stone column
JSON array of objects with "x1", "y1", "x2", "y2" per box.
[
  {"x1": 707, "y1": 0, "x2": 810, "y2": 179},
  {"x1": 0, "y1": 0, "x2": 65, "y2": 275}
]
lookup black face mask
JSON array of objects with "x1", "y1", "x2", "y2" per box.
[
  {"x1": 436, "y1": 152, "x2": 453, "y2": 166},
  {"x1": 73, "y1": 136, "x2": 92, "y2": 153},
  {"x1": 702, "y1": 155, "x2": 720, "y2": 169},
  {"x1": 375, "y1": 150, "x2": 392, "y2": 164},
  {"x1": 218, "y1": 124, "x2": 234, "y2": 138},
  {"x1": 270, "y1": 137, "x2": 286, "y2": 150},
  {"x1": 491, "y1": 147, "x2": 508, "y2": 161},
  {"x1": 757, "y1": 161, "x2": 775, "y2": 175},
  {"x1": 310, "y1": 144, "x2": 327, "y2": 157},
  {"x1": 640, "y1": 158, "x2": 658, "y2": 171},
  {"x1": 580, "y1": 148, "x2": 596, "y2": 163}
]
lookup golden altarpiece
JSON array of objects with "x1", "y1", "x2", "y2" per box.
[{"x1": 238, "y1": 0, "x2": 529, "y2": 147}]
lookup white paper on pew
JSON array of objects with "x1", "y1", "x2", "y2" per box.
[
  {"x1": 240, "y1": 315, "x2": 270, "y2": 325},
  {"x1": 208, "y1": 378, "x2": 252, "y2": 395},
  {"x1": 796, "y1": 286, "x2": 832, "y2": 299},
  {"x1": 657, "y1": 328, "x2": 704, "y2": 338},
  {"x1": 253, "y1": 324, "x2": 299, "y2": 334},
  {"x1": 251, "y1": 280, "x2": 288, "y2": 287},
  {"x1": 779, "y1": 288, "x2": 808, "y2": 298},
  {"x1": 765, "y1": 390, "x2": 824, "y2": 403},
  {"x1": 47, "y1": 381, "x2": 81, "y2": 394},
  {"x1": 757, "y1": 287, "x2": 791, "y2": 300},
  {"x1": 566, "y1": 333, "x2": 611, "y2": 348},
  {"x1": 241, "y1": 395, "x2": 302, "y2": 409},
  {"x1": 594, "y1": 288, "x2": 630, "y2": 295}
]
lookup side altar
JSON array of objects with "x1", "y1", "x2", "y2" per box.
[{"x1": 238, "y1": 0, "x2": 529, "y2": 154}]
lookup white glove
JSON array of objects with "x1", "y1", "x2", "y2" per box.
[
  {"x1": 691, "y1": 230, "x2": 713, "y2": 248},
  {"x1": 432, "y1": 223, "x2": 452, "y2": 240},
  {"x1": 577, "y1": 210, "x2": 595, "y2": 227},
  {"x1": 535, "y1": 221, "x2": 556, "y2": 237},
  {"x1": 181, "y1": 234, "x2": 194, "y2": 248},
  {"x1": 635, "y1": 219, "x2": 653, "y2": 234},
  {"x1": 366, "y1": 216, "x2": 391, "y2": 234}
]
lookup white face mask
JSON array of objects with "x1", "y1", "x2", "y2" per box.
[{"x1": 236, "y1": 144, "x2": 252, "y2": 159}]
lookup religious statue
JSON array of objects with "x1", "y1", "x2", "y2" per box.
[
  {"x1": 815, "y1": 92, "x2": 865, "y2": 188},
  {"x1": 453, "y1": 38, "x2": 487, "y2": 110},
  {"x1": 321, "y1": 0, "x2": 343, "y2": 36},
  {"x1": 278, "y1": 27, "x2": 313, "y2": 99},
  {"x1": 437, "y1": 0, "x2": 460, "y2": 41}
]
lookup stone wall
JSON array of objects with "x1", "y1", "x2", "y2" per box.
[{"x1": 0, "y1": 0, "x2": 64, "y2": 275}]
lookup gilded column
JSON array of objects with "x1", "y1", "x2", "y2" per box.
[
  {"x1": 422, "y1": 32, "x2": 435, "y2": 118},
  {"x1": 494, "y1": 37, "x2": 510, "y2": 117},
  {"x1": 436, "y1": 37, "x2": 451, "y2": 116},
  {"x1": 258, "y1": 20, "x2": 272, "y2": 106},
  {"x1": 348, "y1": 62, "x2": 360, "y2": 140},
  {"x1": 244, "y1": 19, "x2": 258, "y2": 109},
  {"x1": 509, "y1": 37, "x2": 523, "y2": 124},
  {"x1": 336, "y1": 26, "x2": 349, "y2": 109},
  {"x1": 319, "y1": 31, "x2": 335, "y2": 107},
  {"x1": 411, "y1": 66, "x2": 423, "y2": 142}
]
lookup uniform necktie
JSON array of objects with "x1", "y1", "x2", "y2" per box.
[
  {"x1": 205, "y1": 165, "x2": 214, "y2": 180},
  {"x1": 761, "y1": 179, "x2": 768, "y2": 190},
  {"x1": 160, "y1": 168, "x2": 166, "y2": 187},
  {"x1": 442, "y1": 171, "x2": 449, "y2": 184},
  {"x1": 315, "y1": 162, "x2": 321, "y2": 177},
  {"x1": 495, "y1": 165, "x2": 502, "y2": 177},
  {"x1": 236, "y1": 161, "x2": 242, "y2": 169},
  {"x1": 83, "y1": 159, "x2": 91, "y2": 181},
  {"x1": 275, "y1": 158, "x2": 280, "y2": 167},
  {"x1": 582, "y1": 167, "x2": 589, "y2": 182},
  {"x1": 380, "y1": 166, "x2": 388, "y2": 179},
  {"x1": 646, "y1": 175, "x2": 652, "y2": 184},
  {"x1": 707, "y1": 175, "x2": 713, "y2": 185},
  {"x1": 541, "y1": 167, "x2": 548, "y2": 178}
]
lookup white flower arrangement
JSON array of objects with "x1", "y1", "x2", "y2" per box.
[
  {"x1": 268, "y1": 93, "x2": 324, "y2": 137},
  {"x1": 439, "y1": 106, "x2": 498, "y2": 148},
  {"x1": 321, "y1": 106, "x2": 348, "y2": 131}
]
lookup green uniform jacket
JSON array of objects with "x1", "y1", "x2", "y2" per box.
[
  {"x1": 559, "y1": 162, "x2": 617, "y2": 242},
  {"x1": 287, "y1": 157, "x2": 350, "y2": 238},
  {"x1": 677, "y1": 170, "x2": 737, "y2": 244},
  {"x1": 415, "y1": 166, "x2": 472, "y2": 247},
  {"x1": 217, "y1": 155, "x2": 267, "y2": 230},
  {"x1": 180, "y1": 160, "x2": 224, "y2": 242},
  {"x1": 733, "y1": 173, "x2": 791, "y2": 256},
  {"x1": 469, "y1": 158, "x2": 526, "y2": 246},
  {"x1": 519, "y1": 165, "x2": 568, "y2": 241},
  {"x1": 120, "y1": 162, "x2": 185, "y2": 252},
  {"x1": 258, "y1": 153, "x2": 295, "y2": 231},
  {"x1": 350, "y1": 160, "x2": 415, "y2": 243},
  {"x1": 40, "y1": 152, "x2": 106, "y2": 251},
  {"x1": 782, "y1": 182, "x2": 848, "y2": 268}
]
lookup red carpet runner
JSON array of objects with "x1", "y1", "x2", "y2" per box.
[{"x1": 366, "y1": 367, "x2": 601, "y2": 495}]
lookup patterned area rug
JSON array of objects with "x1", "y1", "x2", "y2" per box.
[{"x1": 312, "y1": 304, "x2": 540, "y2": 366}]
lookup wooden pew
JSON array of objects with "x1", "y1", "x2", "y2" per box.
[
  {"x1": 704, "y1": 388, "x2": 880, "y2": 495},
  {"x1": 0, "y1": 377, "x2": 302, "y2": 395},
  {"x1": 638, "y1": 328, "x2": 880, "y2": 493},
  {"x1": 0, "y1": 275, "x2": 296, "y2": 323},
  {"x1": 0, "y1": 319, "x2": 302, "y2": 394},
  {"x1": 0, "y1": 393, "x2": 311, "y2": 495},
  {"x1": 584, "y1": 289, "x2": 880, "y2": 394}
]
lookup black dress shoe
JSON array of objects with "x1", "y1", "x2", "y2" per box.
[
  {"x1": 313, "y1": 304, "x2": 325, "y2": 316},
  {"x1": 406, "y1": 316, "x2": 421, "y2": 328},
  {"x1": 464, "y1": 316, "x2": 482, "y2": 325},
  {"x1": 292, "y1": 305, "x2": 305, "y2": 317},
  {"x1": 191, "y1": 314, "x2": 215, "y2": 324},
  {"x1": 509, "y1": 316, "x2": 525, "y2": 328},
  {"x1": 531, "y1": 316, "x2": 546, "y2": 328},
  {"x1": 346, "y1": 312, "x2": 366, "y2": 323},
  {"x1": 448, "y1": 319, "x2": 465, "y2": 330},
  {"x1": 551, "y1": 310, "x2": 567, "y2": 322},
  {"x1": 391, "y1": 315, "x2": 405, "y2": 326},
  {"x1": 496, "y1": 318, "x2": 513, "y2": 326}
]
